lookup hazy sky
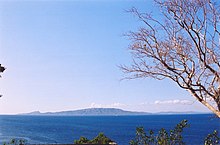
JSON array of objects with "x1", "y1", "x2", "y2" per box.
[{"x1": 0, "y1": 0, "x2": 210, "y2": 114}]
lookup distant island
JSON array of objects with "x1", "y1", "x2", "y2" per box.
[
  {"x1": 20, "y1": 108, "x2": 209, "y2": 116},
  {"x1": 21, "y1": 108, "x2": 150, "y2": 116}
]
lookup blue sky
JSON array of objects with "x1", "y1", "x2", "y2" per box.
[{"x1": 0, "y1": 0, "x2": 210, "y2": 114}]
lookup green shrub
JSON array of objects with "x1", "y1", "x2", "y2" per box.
[
  {"x1": 74, "y1": 136, "x2": 90, "y2": 144},
  {"x1": 3, "y1": 138, "x2": 27, "y2": 145},
  {"x1": 204, "y1": 130, "x2": 220, "y2": 145},
  {"x1": 90, "y1": 133, "x2": 113, "y2": 144},
  {"x1": 130, "y1": 120, "x2": 220, "y2": 145},
  {"x1": 130, "y1": 120, "x2": 189, "y2": 145},
  {"x1": 74, "y1": 132, "x2": 115, "y2": 144}
]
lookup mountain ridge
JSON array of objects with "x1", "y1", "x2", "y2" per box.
[
  {"x1": 21, "y1": 108, "x2": 151, "y2": 116},
  {"x1": 20, "y1": 108, "x2": 211, "y2": 116}
]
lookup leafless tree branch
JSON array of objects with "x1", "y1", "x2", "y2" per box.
[{"x1": 122, "y1": 0, "x2": 220, "y2": 117}]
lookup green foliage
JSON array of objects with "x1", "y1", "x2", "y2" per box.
[
  {"x1": 130, "y1": 127, "x2": 155, "y2": 145},
  {"x1": 204, "y1": 130, "x2": 220, "y2": 145},
  {"x1": 169, "y1": 119, "x2": 188, "y2": 144},
  {"x1": 90, "y1": 133, "x2": 113, "y2": 144},
  {"x1": 74, "y1": 136, "x2": 90, "y2": 144},
  {"x1": 3, "y1": 138, "x2": 27, "y2": 145},
  {"x1": 130, "y1": 120, "x2": 189, "y2": 145},
  {"x1": 130, "y1": 120, "x2": 220, "y2": 145},
  {"x1": 74, "y1": 132, "x2": 115, "y2": 144}
]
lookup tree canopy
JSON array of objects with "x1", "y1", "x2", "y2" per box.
[{"x1": 74, "y1": 133, "x2": 116, "y2": 144}]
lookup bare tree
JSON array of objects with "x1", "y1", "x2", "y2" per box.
[{"x1": 121, "y1": 0, "x2": 220, "y2": 117}]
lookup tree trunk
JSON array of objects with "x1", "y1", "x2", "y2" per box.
[
  {"x1": 200, "y1": 100, "x2": 220, "y2": 118},
  {"x1": 188, "y1": 90, "x2": 220, "y2": 117}
]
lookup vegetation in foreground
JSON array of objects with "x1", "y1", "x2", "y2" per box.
[
  {"x1": 130, "y1": 120, "x2": 220, "y2": 145},
  {"x1": 2, "y1": 133, "x2": 116, "y2": 145},
  {"x1": 3, "y1": 139, "x2": 27, "y2": 145},
  {"x1": 3, "y1": 120, "x2": 219, "y2": 145},
  {"x1": 74, "y1": 132, "x2": 116, "y2": 144}
]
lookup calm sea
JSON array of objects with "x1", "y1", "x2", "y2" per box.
[{"x1": 0, "y1": 114, "x2": 219, "y2": 145}]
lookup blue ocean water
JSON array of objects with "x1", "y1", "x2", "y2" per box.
[{"x1": 0, "y1": 114, "x2": 219, "y2": 145}]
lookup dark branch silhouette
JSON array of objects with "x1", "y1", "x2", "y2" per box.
[{"x1": 0, "y1": 64, "x2": 6, "y2": 97}]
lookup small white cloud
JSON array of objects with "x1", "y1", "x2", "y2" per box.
[
  {"x1": 89, "y1": 102, "x2": 127, "y2": 108},
  {"x1": 154, "y1": 99, "x2": 193, "y2": 105},
  {"x1": 90, "y1": 102, "x2": 102, "y2": 108},
  {"x1": 139, "y1": 102, "x2": 149, "y2": 105}
]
